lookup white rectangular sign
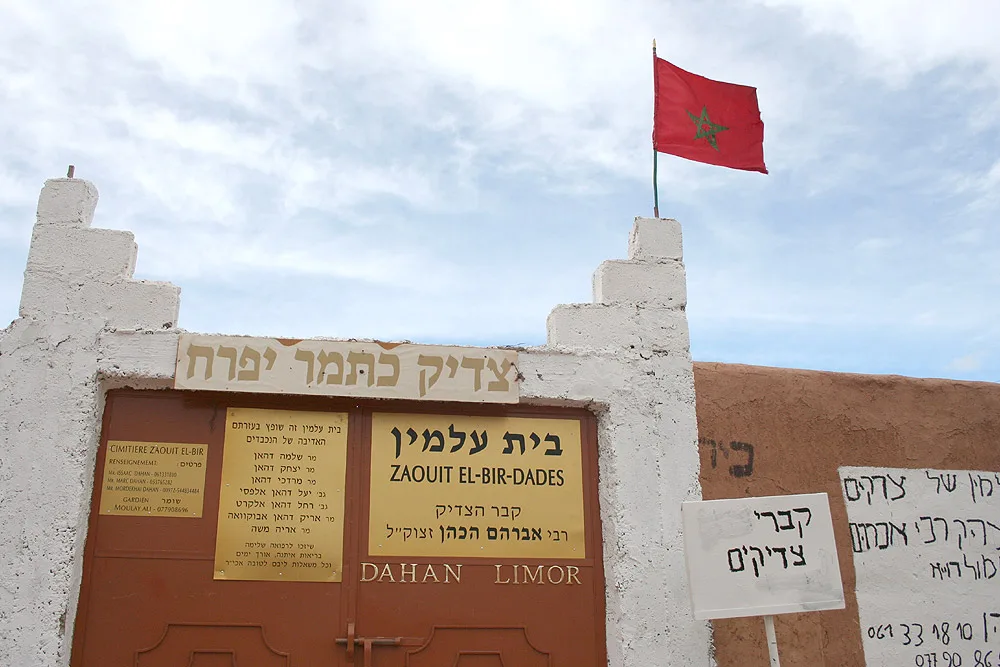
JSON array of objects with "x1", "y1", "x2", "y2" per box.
[
  {"x1": 682, "y1": 492, "x2": 845, "y2": 620},
  {"x1": 175, "y1": 334, "x2": 519, "y2": 403},
  {"x1": 841, "y1": 466, "x2": 1000, "y2": 667}
]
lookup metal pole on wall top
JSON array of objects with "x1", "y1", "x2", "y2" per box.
[{"x1": 652, "y1": 38, "x2": 660, "y2": 219}]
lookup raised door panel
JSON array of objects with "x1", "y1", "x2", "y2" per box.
[{"x1": 73, "y1": 392, "x2": 352, "y2": 667}]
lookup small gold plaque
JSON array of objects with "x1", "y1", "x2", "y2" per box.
[
  {"x1": 99, "y1": 441, "x2": 208, "y2": 517},
  {"x1": 214, "y1": 407, "x2": 348, "y2": 582},
  {"x1": 369, "y1": 414, "x2": 586, "y2": 559}
]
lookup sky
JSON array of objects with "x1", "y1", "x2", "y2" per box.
[{"x1": 1, "y1": 0, "x2": 999, "y2": 382}]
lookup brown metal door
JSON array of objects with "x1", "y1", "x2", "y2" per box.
[
  {"x1": 72, "y1": 391, "x2": 606, "y2": 666},
  {"x1": 344, "y1": 407, "x2": 607, "y2": 667},
  {"x1": 72, "y1": 391, "x2": 358, "y2": 666}
]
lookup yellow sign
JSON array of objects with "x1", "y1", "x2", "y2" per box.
[
  {"x1": 369, "y1": 413, "x2": 585, "y2": 559},
  {"x1": 99, "y1": 441, "x2": 208, "y2": 517},
  {"x1": 214, "y1": 408, "x2": 348, "y2": 582}
]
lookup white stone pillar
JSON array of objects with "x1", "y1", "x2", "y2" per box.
[
  {"x1": 0, "y1": 178, "x2": 180, "y2": 667},
  {"x1": 520, "y1": 217, "x2": 708, "y2": 666}
]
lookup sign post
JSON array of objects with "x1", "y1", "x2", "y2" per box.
[
  {"x1": 682, "y1": 492, "x2": 846, "y2": 665},
  {"x1": 763, "y1": 614, "x2": 779, "y2": 666}
]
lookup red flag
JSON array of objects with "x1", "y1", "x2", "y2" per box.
[{"x1": 653, "y1": 56, "x2": 767, "y2": 174}]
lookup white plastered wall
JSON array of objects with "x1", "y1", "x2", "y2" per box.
[{"x1": 0, "y1": 178, "x2": 709, "y2": 666}]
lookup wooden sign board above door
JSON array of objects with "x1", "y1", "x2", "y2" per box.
[{"x1": 175, "y1": 334, "x2": 519, "y2": 403}]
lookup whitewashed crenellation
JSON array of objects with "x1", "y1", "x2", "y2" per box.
[{"x1": 0, "y1": 177, "x2": 708, "y2": 666}]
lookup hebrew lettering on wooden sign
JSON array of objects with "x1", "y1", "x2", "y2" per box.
[{"x1": 175, "y1": 334, "x2": 518, "y2": 403}]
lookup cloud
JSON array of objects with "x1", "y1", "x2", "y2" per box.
[
  {"x1": 0, "y1": 0, "x2": 876, "y2": 222},
  {"x1": 1, "y1": 0, "x2": 999, "y2": 382},
  {"x1": 947, "y1": 353, "x2": 985, "y2": 373},
  {"x1": 754, "y1": 0, "x2": 1000, "y2": 85},
  {"x1": 855, "y1": 238, "x2": 898, "y2": 253},
  {"x1": 945, "y1": 158, "x2": 1000, "y2": 213}
]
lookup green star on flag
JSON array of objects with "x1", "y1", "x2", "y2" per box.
[{"x1": 686, "y1": 107, "x2": 728, "y2": 151}]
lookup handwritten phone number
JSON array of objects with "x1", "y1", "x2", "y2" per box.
[
  {"x1": 911, "y1": 651, "x2": 995, "y2": 667},
  {"x1": 868, "y1": 615, "x2": 1000, "y2": 647},
  {"x1": 866, "y1": 615, "x2": 1000, "y2": 666}
]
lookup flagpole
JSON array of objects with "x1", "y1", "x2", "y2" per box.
[
  {"x1": 652, "y1": 38, "x2": 660, "y2": 218},
  {"x1": 653, "y1": 149, "x2": 659, "y2": 219}
]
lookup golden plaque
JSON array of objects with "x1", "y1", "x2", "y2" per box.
[
  {"x1": 214, "y1": 408, "x2": 348, "y2": 582},
  {"x1": 369, "y1": 413, "x2": 586, "y2": 559},
  {"x1": 99, "y1": 441, "x2": 208, "y2": 517}
]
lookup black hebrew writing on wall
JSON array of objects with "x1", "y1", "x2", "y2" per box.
[
  {"x1": 214, "y1": 408, "x2": 349, "y2": 583},
  {"x1": 368, "y1": 413, "x2": 586, "y2": 559},
  {"x1": 840, "y1": 466, "x2": 1000, "y2": 667},
  {"x1": 175, "y1": 334, "x2": 519, "y2": 404},
  {"x1": 699, "y1": 437, "x2": 755, "y2": 478}
]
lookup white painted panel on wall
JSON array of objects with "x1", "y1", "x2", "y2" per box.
[
  {"x1": 840, "y1": 466, "x2": 1000, "y2": 667},
  {"x1": 682, "y1": 493, "x2": 845, "y2": 620}
]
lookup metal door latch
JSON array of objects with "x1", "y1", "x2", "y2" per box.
[{"x1": 335, "y1": 622, "x2": 423, "y2": 667}]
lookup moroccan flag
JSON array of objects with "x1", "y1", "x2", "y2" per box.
[{"x1": 653, "y1": 56, "x2": 767, "y2": 174}]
